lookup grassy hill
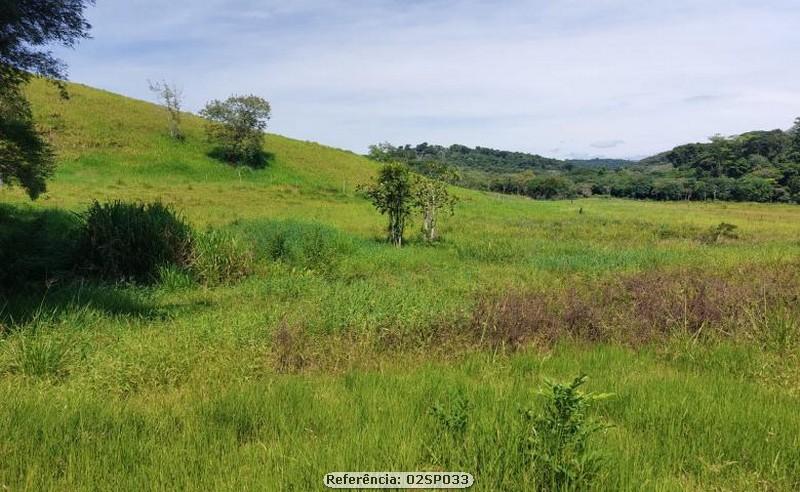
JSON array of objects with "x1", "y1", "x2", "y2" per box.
[{"x1": 1, "y1": 80, "x2": 800, "y2": 490}]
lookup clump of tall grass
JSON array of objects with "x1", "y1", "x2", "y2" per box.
[
  {"x1": 455, "y1": 238, "x2": 527, "y2": 263},
  {"x1": 189, "y1": 229, "x2": 255, "y2": 286},
  {"x1": 76, "y1": 200, "x2": 193, "y2": 283},
  {"x1": 234, "y1": 219, "x2": 356, "y2": 274},
  {"x1": 1, "y1": 332, "x2": 73, "y2": 380}
]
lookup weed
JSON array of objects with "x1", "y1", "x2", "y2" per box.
[
  {"x1": 523, "y1": 375, "x2": 611, "y2": 491},
  {"x1": 701, "y1": 222, "x2": 739, "y2": 244},
  {"x1": 431, "y1": 388, "x2": 470, "y2": 437}
]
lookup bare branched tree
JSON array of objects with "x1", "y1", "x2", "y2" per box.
[{"x1": 148, "y1": 80, "x2": 185, "y2": 140}]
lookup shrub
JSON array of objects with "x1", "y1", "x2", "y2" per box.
[
  {"x1": 523, "y1": 375, "x2": 611, "y2": 491},
  {"x1": 189, "y1": 229, "x2": 255, "y2": 286},
  {"x1": 76, "y1": 200, "x2": 193, "y2": 283},
  {"x1": 199, "y1": 95, "x2": 271, "y2": 167},
  {"x1": 235, "y1": 219, "x2": 356, "y2": 273}
]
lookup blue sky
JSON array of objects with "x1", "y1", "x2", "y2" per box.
[{"x1": 56, "y1": 0, "x2": 800, "y2": 159}]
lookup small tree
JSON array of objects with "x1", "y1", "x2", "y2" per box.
[
  {"x1": 148, "y1": 79, "x2": 184, "y2": 140},
  {"x1": 199, "y1": 95, "x2": 271, "y2": 167},
  {"x1": 413, "y1": 175, "x2": 457, "y2": 242},
  {"x1": 360, "y1": 163, "x2": 414, "y2": 247}
]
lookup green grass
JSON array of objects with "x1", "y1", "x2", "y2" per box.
[{"x1": 0, "y1": 80, "x2": 799, "y2": 490}]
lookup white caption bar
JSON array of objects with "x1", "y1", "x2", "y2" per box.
[{"x1": 324, "y1": 472, "x2": 474, "y2": 489}]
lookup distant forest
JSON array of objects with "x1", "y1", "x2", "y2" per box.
[{"x1": 369, "y1": 119, "x2": 800, "y2": 203}]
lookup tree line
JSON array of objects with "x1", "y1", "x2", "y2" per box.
[{"x1": 370, "y1": 125, "x2": 800, "y2": 203}]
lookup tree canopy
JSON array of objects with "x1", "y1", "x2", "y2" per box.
[
  {"x1": 200, "y1": 95, "x2": 272, "y2": 167},
  {"x1": 0, "y1": 0, "x2": 93, "y2": 199},
  {"x1": 0, "y1": 0, "x2": 94, "y2": 92},
  {"x1": 369, "y1": 118, "x2": 800, "y2": 204}
]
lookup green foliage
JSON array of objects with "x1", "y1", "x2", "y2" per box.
[
  {"x1": 4, "y1": 81, "x2": 800, "y2": 491},
  {"x1": 0, "y1": 0, "x2": 92, "y2": 199},
  {"x1": 0, "y1": 87, "x2": 56, "y2": 199},
  {"x1": 0, "y1": 0, "x2": 93, "y2": 89},
  {"x1": 234, "y1": 219, "x2": 356, "y2": 273},
  {"x1": 526, "y1": 175, "x2": 576, "y2": 199},
  {"x1": 359, "y1": 163, "x2": 414, "y2": 246},
  {"x1": 368, "y1": 142, "x2": 632, "y2": 175},
  {"x1": 431, "y1": 388, "x2": 470, "y2": 436},
  {"x1": 76, "y1": 201, "x2": 193, "y2": 283},
  {"x1": 524, "y1": 375, "x2": 611, "y2": 491},
  {"x1": 189, "y1": 229, "x2": 254, "y2": 286},
  {"x1": 412, "y1": 174, "x2": 457, "y2": 242},
  {"x1": 369, "y1": 120, "x2": 800, "y2": 203},
  {"x1": 199, "y1": 95, "x2": 271, "y2": 167}
]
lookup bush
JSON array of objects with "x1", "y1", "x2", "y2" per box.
[
  {"x1": 190, "y1": 229, "x2": 255, "y2": 286},
  {"x1": 234, "y1": 220, "x2": 356, "y2": 273},
  {"x1": 76, "y1": 200, "x2": 193, "y2": 283},
  {"x1": 200, "y1": 95, "x2": 271, "y2": 167}
]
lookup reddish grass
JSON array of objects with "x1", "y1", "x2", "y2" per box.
[{"x1": 471, "y1": 263, "x2": 800, "y2": 349}]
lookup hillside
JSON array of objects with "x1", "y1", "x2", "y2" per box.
[
  {"x1": 19, "y1": 79, "x2": 378, "y2": 226},
  {"x1": 2, "y1": 81, "x2": 800, "y2": 490}
]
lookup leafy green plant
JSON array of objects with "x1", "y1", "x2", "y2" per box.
[
  {"x1": 524, "y1": 375, "x2": 611, "y2": 491},
  {"x1": 189, "y1": 229, "x2": 255, "y2": 286},
  {"x1": 76, "y1": 200, "x2": 193, "y2": 283},
  {"x1": 431, "y1": 388, "x2": 470, "y2": 437}
]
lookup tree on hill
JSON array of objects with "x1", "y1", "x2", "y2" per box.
[
  {"x1": 148, "y1": 80, "x2": 185, "y2": 141},
  {"x1": 200, "y1": 95, "x2": 271, "y2": 167},
  {"x1": 0, "y1": 0, "x2": 93, "y2": 199},
  {"x1": 360, "y1": 163, "x2": 414, "y2": 247}
]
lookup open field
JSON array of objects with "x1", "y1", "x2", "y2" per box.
[{"x1": 1, "y1": 80, "x2": 800, "y2": 490}]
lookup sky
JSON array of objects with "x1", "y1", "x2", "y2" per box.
[{"x1": 55, "y1": 0, "x2": 800, "y2": 160}]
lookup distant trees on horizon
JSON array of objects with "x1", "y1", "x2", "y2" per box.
[{"x1": 369, "y1": 120, "x2": 800, "y2": 203}]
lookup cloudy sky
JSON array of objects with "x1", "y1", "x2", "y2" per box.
[{"x1": 56, "y1": 0, "x2": 800, "y2": 159}]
